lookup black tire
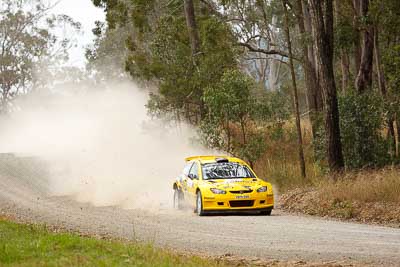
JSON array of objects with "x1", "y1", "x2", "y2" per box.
[
  {"x1": 173, "y1": 188, "x2": 183, "y2": 210},
  {"x1": 260, "y1": 209, "x2": 272, "y2": 216},
  {"x1": 195, "y1": 191, "x2": 205, "y2": 216}
]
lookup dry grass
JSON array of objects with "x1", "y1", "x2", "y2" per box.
[
  {"x1": 280, "y1": 168, "x2": 400, "y2": 225},
  {"x1": 255, "y1": 118, "x2": 400, "y2": 224},
  {"x1": 254, "y1": 117, "x2": 324, "y2": 191},
  {"x1": 318, "y1": 168, "x2": 400, "y2": 204}
]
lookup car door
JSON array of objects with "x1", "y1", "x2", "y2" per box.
[
  {"x1": 187, "y1": 161, "x2": 200, "y2": 199},
  {"x1": 181, "y1": 161, "x2": 194, "y2": 193}
]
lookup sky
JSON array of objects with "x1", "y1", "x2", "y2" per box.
[{"x1": 50, "y1": 0, "x2": 105, "y2": 67}]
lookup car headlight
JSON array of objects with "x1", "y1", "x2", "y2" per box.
[
  {"x1": 210, "y1": 188, "x2": 226, "y2": 194},
  {"x1": 257, "y1": 186, "x2": 267, "y2": 193}
]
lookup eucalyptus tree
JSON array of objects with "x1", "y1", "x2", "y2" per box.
[
  {"x1": 309, "y1": 0, "x2": 344, "y2": 171},
  {"x1": 0, "y1": 0, "x2": 80, "y2": 112}
]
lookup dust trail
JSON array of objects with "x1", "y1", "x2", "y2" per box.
[{"x1": 0, "y1": 79, "x2": 212, "y2": 210}]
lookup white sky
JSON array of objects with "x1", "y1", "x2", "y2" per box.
[{"x1": 50, "y1": 0, "x2": 105, "y2": 67}]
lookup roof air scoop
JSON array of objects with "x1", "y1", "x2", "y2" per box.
[{"x1": 215, "y1": 157, "x2": 229, "y2": 163}]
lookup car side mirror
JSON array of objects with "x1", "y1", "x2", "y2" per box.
[{"x1": 188, "y1": 173, "x2": 198, "y2": 180}]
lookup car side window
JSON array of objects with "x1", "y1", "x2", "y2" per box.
[
  {"x1": 188, "y1": 162, "x2": 199, "y2": 180},
  {"x1": 183, "y1": 162, "x2": 194, "y2": 176}
]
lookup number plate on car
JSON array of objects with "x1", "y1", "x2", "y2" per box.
[{"x1": 235, "y1": 195, "x2": 250, "y2": 199}]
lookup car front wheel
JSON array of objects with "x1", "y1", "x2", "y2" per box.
[{"x1": 195, "y1": 191, "x2": 205, "y2": 216}]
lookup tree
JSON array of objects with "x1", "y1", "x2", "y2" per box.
[
  {"x1": 282, "y1": 0, "x2": 306, "y2": 178},
  {"x1": 184, "y1": 0, "x2": 201, "y2": 57},
  {"x1": 334, "y1": 0, "x2": 353, "y2": 92},
  {"x1": 0, "y1": 0, "x2": 80, "y2": 112},
  {"x1": 86, "y1": 21, "x2": 128, "y2": 80},
  {"x1": 93, "y1": 0, "x2": 238, "y2": 123},
  {"x1": 309, "y1": 0, "x2": 344, "y2": 171},
  {"x1": 355, "y1": 0, "x2": 374, "y2": 93},
  {"x1": 94, "y1": 0, "x2": 400, "y2": 172},
  {"x1": 202, "y1": 70, "x2": 267, "y2": 167},
  {"x1": 371, "y1": 1, "x2": 396, "y2": 152},
  {"x1": 295, "y1": 0, "x2": 323, "y2": 139}
]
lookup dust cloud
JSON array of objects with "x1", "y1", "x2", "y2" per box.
[{"x1": 0, "y1": 79, "x2": 212, "y2": 211}]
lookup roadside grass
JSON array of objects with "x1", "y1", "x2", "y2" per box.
[
  {"x1": 255, "y1": 119, "x2": 324, "y2": 192},
  {"x1": 318, "y1": 168, "x2": 400, "y2": 204},
  {"x1": 280, "y1": 168, "x2": 400, "y2": 225},
  {"x1": 254, "y1": 119, "x2": 400, "y2": 225},
  {"x1": 0, "y1": 219, "x2": 226, "y2": 267}
]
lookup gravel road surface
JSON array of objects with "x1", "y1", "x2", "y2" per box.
[{"x1": 1, "y1": 156, "x2": 400, "y2": 266}]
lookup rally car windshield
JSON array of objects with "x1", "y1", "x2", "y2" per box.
[{"x1": 202, "y1": 162, "x2": 255, "y2": 180}]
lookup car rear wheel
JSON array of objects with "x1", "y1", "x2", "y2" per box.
[
  {"x1": 260, "y1": 209, "x2": 272, "y2": 216},
  {"x1": 195, "y1": 191, "x2": 205, "y2": 216},
  {"x1": 173, "y1": 188, "x2": 183, "y2": 210}
]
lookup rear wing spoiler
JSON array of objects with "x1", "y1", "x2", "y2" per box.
[
  {"x1": 185, "y1": 155, "x2": 237, "y2": 163},
  {"x1": 185, "y1": 155, "x2": 219, "y2": 162}
]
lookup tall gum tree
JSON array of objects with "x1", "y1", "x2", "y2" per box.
[
  {"x1": 184, "y1": 0, "x2": 201, "y2": 57},
  {"x1": 309, "y1": 0, "x2": 345, "y2": 171},
  {"x1": 295, "y1": 0, "x2": 323, "y2": 140},
  {"x1": 355, "y1": 0, "x2": 374, "y2": 93},
  {"x1": 283, "y1": 0, "x2": 306, "y2": 178}
]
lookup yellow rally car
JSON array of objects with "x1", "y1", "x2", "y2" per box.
[{"x1": 173, "y1": 156, "x2": 274, "y2": 216}]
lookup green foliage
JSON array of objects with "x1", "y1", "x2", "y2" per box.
[
  {"x1": 236, "y1": 132, "x2": 266, "y2": 167},
  {"x1": 0, "y1": 0, "x2": 80, "y2": 112},
  {"x1": 315, "y1": 92, "x2": 393, "y2": 169},
  {"x1": 335, "y1": 19, "x2": 356, "y2": 53},
  {"x1": 339, "y1": 92, "x2": 390, "y2": 168},
  {"x1": 312, "y1": 113, "x2": 327, "y2": 163},
  {"x1": 202, "y1": 70, "x2": 254, "y2": 153},
  {"x1": 199, "y1": 116, "x2": 224, "y2": 150},
  {"x1": 203, "y1": 69, "x2": 253, "y2": 122},
  {"x1": 383, "y1": 44, "x2": 400, "y2": 124},
  {"x1": 93, "y1": 0, "x2": 400, "y2": 178},
  {"x1": 201, "y1": 70, "x2": 291, "y2": 165},
  {"x1": 0, "y1": 219, "x2": 226, "y2": 266},
  {"x1": 252, "y1": 90, "x2": 291, "y2": 124},
  {"x1": 86, "y1": 21, "x2": 128, "y2": 79},
  {"x1": 122, "y1": 6, "x2": 238, "y2": 117},
  {"x1": 383, "y1": 45, "x2": 400, "y2": 96}
]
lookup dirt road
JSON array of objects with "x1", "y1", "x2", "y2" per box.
[{"x1": 1, "y1": 156, "x2": 400, "y2": 266}]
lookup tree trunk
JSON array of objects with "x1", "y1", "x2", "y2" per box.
[
  {"x1": 302, "y1": 1, "x2": 323, "y2": 111},
  {"x1": 296, "y1": 0, "x2": 322, "y2": 141},
  {"x1": 184, "y1": 0, "x2": 201, "y2": 57},
  {"x1": 353, "y1": 0, "x2": 362, "y2": 76},
  {"x1": 374, "y1": 28, "x2": 386, "y2": 96},
  {"x1": 397, "y1": 117, "x2": 400, "y2": 157},
  {"x1": 335, "y1": 0, "x2": 351, "y2": 92},
  {"x1": 374, "y1": 26, "x2": 397, "y2": 154},
  {"x1": 335, "y1": 1, "x2": 350, "y2": 92},
  {"x1": 355, "y1": 0, "x2": 374, "y2": 93},
  {"x1": 268, "y1": 15, "x2": 282, "y2": 92},
  {"x1": 388, "y1": 118, "x2": 396, "y2": 156},
  {"x1": 310, "y1": 0, "x2": 345, "y2": 172},
  {"x1": 283, "y1": 0, "x2": 306, "y2": 178}
]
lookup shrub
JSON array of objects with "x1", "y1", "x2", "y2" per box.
[{"x1": 338, "y1": 91, "x2": 390, "y2": 168}]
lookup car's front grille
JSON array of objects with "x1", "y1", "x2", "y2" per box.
[
  {"x1": 229, "y1": 200, "x2": 254, "y2": 207},
  {"x1": 229, "y1": 190, "x2": 253, "y2": 194}
]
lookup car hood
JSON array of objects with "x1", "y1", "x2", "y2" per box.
[{"x1": 205, "y1": 178, "x2": 264, "y2": 191}]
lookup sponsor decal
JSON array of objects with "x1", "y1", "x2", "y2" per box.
[{"x1": 224, "y1": 179, "x2": 244, "y2": 183}]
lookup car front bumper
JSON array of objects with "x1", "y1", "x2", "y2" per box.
[{"x1": 201, "y1": 192, "x2": 274, "y2": 211}]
